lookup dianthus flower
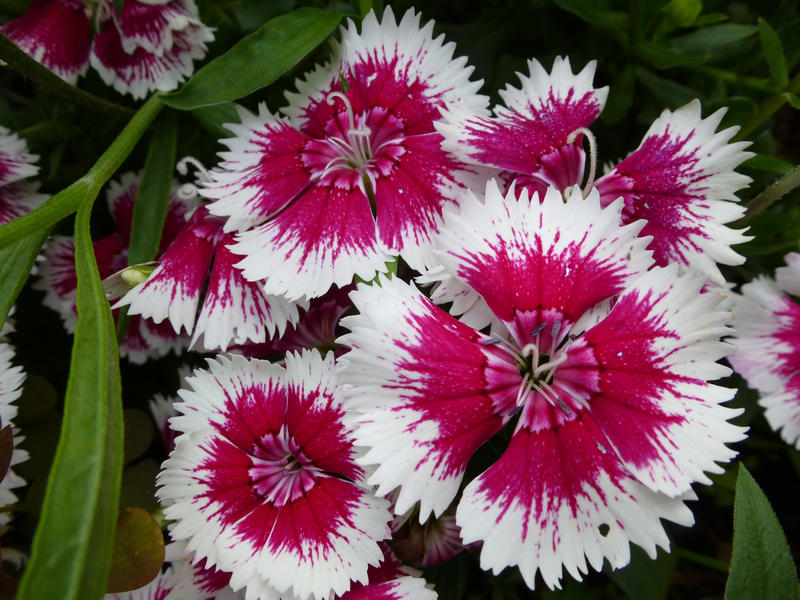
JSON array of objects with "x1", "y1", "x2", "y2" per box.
[
  {"x1": 35, "y1": 172, "x2": 194, "y2": 363},
  {"x1": 729, "y1": 252, "x2": 800, "y2": 449},
  {"x1": 0, "y1": 126, "x2": 46, "y2": 225},
  {"x1": 201, "y1": 7, "x2": 488, "y2": 300},
  {"x1": 116, "y1": 203, "x2": 301, "y2": 352},
  {"x1": 0, "y1": 316, "x2": 28, "y2": 527},
  {"x1": 437, "y1": 56, "x2": 752, "y2": 285},
  {"x1": 157, "y1": 350, "x2": 392, "y2": 600},
  {"x1": 339, "y1": 180, "x2": 745, "y2": 589},
  {"x1": 1, "y1": 0, "x2": 213, "y2": 98}
]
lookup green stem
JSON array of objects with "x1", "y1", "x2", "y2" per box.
[
  {"x1": 0, "y1": 34, "x2": 133, "y2": 118},
  {"x1": 735, "y1": 71, "x2": 800, "y2": 141},
  {"x1": 675, "y1": 547, "x2": 729, "y2": 573},
  {"x1": 737, "y1": 164, "x2": 800, "y2": 222},
  {"x1": 687, "y1": 65, "x2": 773, "y2": 93},
  {"x1": 0, "y1": 96, "x2": 164, "y2": 249}
]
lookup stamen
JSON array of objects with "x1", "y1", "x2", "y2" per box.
[
  {"x1": 177, "y1": 156, "x2": 214, "y2": 183},
  {"x1": 566, "y1": 127, "x2": 598, "y2": 198}
]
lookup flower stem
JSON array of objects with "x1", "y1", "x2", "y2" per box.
[
  {"x1": 0, "y1": 34, "x2": 133, "y2": 118},
  {"x1": 737, "y1": 164, "x2": 800, "y2": 223},
  {"x1": 674, "y1": 547, "x2": 729, "y2": 573},
  {"x1": 734, "y1": 71, "x2": 800, "y2": 142},
  {"x1": 0, "y1": 95, "x2": 164, "y2": 249}
]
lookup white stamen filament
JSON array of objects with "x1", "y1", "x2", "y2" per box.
[
  {"x1": 321, "y1": 92, "x2": 373, "y2": 177},
  {"x1": 566, "y1": 127, "x2": 598, "y2": 198},
  {"x1": 177, "y1": 155, "x2": 214, "y2": 183}
]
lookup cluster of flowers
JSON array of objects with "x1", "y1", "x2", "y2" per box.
[
  {"x1": 2, "y1": 4, "x2": 799, "y2": 599},
  {"x1": 1, "y1": 0, "x2": 213, "y2": 98}
]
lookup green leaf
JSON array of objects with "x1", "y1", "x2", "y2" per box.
[
  {"x1": 635, "y1": 39, "x2": 708, "y2": 68},
  {"x1": 161, "y1": 8, "x2": 342, "y2": 110},
  {"x1": 759, "y1": 19, "x2": 789, "y2": 89},
  {"x1": 191, "y1": 102, "x2": 241, "y2": 139},
  {"x1": 105, "y1": 508, "x2": 164, "y2": 594},
  {"x1": 127, "y1": 112, "x2": 177, "y2": 265},
  {"x1": 0, "y1": 96, "x2": 163, "y2": 250},
  {"x1": 636, "y1": 67, "x2": 699, "y2": 107},
  {"x1": 17, "y1": 202, "x2": 124, "y2": 600},
  {"x1": 552, "y1": 0, "x2": 628, "y2": 28},
  {"x1": 601, "y1": 65, "x2": 636, "y2": 125},
  {"x1": 670, "y1": 23, "x2": 758, "y2": 55},
  {"x1": 0, "y1": 228, "x2": 49, "y2": 331},
  {"x1": 785, "y1": 92, "x2": 800, "y2": 109},
  {"x1": 724, "y1": 464, "x2": 800, "y2": 600},
  {"x1": 609, "y1": 546, "x2": 676, "y2": 600}
]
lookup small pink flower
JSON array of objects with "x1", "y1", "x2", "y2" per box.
[
  {"x1": 438, "y1": 57, "x2": 752, "y2": 285},
  {"x1": 730, "y1": 253, "x2": 800, "y2": 449},
  {"x1": 0, "y1": 126, "x2": 47, "y2": 225},
  {"x1": 157, "y1": 350, "x2": 392, "y2": 600},
  {"x1": 202, "y1": 8, "x2": 488, "y2": 301},
  {"x1": 35, "y1": 172, "x2": 195, "y2": 363},
  {"x1": 91, "y1": 0, "x2": 214, "y2": 99},
  {"x1": 116, "y1": 204, "x2": 301, "y2": 352},
  {"x1": 1, "y1": 0, "x2": 92, "y2": 83},
  {"x1": 339, "y1": 180, "x2": 745, "y2": 589}
]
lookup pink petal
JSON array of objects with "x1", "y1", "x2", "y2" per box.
[
  {"x1": 232, "y1": 183, "x2": 388, "y2": 300},
  {"x1": 434, "y1": 181, "x2": 652, "y2": 350},
  {"x1": 192, "y1": 232, "x2": 301, "y2": 351},
  {"x1": 121, "y1": 314, "x2": 188, "y2": 364},
  {"x1": 339, "y1": 277, "x2": 521, "y2": 520},
  {"x1": 158, "y1": 352, "x2": 391, "y2": 600},
  {"x1": 0, "y1": 181, "x2": 47, "y2": 226},
  {"x1": 34, "y1": 235, "x2": 79, "y2": 332},
  {"x1": 457, "y1": 413, "x2": 694, "y2": 590},
  {"x1": 1, "y1": 0, "x2": 91, "y2": 84},
  {"x1": 118, "y1": 0, "x2": 202, "y2": 55},
  {"x1": 437, "y1": 57, "x2": 607, "y2": 191},
  {"x1": 0, "y1": 126, "x2": 40, "y2": 186},
  {"x1": 730, "y1": 276, "x2": 800, "y2": 448},
  {"x1": 202, "y1": 106, "x2": 316, "y2": 231},
  {"x1": 595, "y1": 100, "x2": 752, "y2": 284},
  {"x1": 340, "y1": 576, "x2": 437, "y2": 600},
  {"x1": 91, "y1": 14, "x2": 212, "y2": 99},
  {"x1": 117, "y1": 208, "x2": 219, "y2": 335}
]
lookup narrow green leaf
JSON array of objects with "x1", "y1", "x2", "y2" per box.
[
  {"x1": 161, "y1": 8, "x2": 342, "y2": 110},
  {"x1": 127, "y1": 112, "x2": 177, "y2": 265},
  {"x1": 664, "y1": 0, "x2": 702, "y2": 27},
  {"x1": 17, "y1": 202, "x2": 124, "y2": 600},
  {"x1": 635, "y1": 39, "x2": 708, "y2": 68},
  {"x1": 0, "y1": 96, "x2": 163, "y2": 250},
  {"x1": 0, "y1": 34, "x2": 132, "y2": 118},
  {"x1": 724, "y1": 464, "x2": 800, "y2": 600},
  {"x1": 0, "y1": 228, "x2": 49, "y2": 331},
  {"x1": 785, "y1": 92, "x2": 800, "y2": 109},
  {"x1": 106, "y1": 508, "x2": 164, "y2": 593},
  {"x1": 636, "y1": 67, "x2": 699, "y2": 107},
  {"x1": 759, "y1": 19, "x2": 789, "y2": 89},
  {"x1": 552, "y1": 0, "x2": 629, "y2": 28},
  {"x1": 670, "y1": 23, "x2": 758, "y2": 55}
]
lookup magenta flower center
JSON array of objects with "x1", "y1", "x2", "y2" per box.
[
  {"x1": 248, "y1": 426, "x2": 321, "y2": 507},
  {"x1": 304, "y1": 93, "x2": 406, "y2": 191}
]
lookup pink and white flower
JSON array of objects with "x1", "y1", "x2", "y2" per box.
[
  {"x1": 338, "y1": 545, "x2": 436, "y2": 600},
  {"x1": 202, "y1": 7, "x2": 488, "y2": 301},
  {"x1": 0, "y1": 316, "x2": 28, "y2": 527},
  {"x1": 338, "y1": 180, "x2": 745, "y2": 589},
  {"x1": 116, "y1": 204, "x2": 301, "y2": 352},
  {"x1": 729, "y1": 253, "x2": 800, "y2": 449},
  {"x1": 0, "y1": 126, "x2": 47, "y2": 225},
  {"x1": 35, "y1": 172, "x2": 194, "y2": 363},
  {"x1": 437, "y1": 57, "x2": 752, "y2": 285},
  {"x1": 91, "y1": 0, "x2": 214, "y2": 100},
  {"x1": 0, "y1": 0, "x2": 92, "y2": 84},
  {"x1": 157, "y1": 350, "x2": 392, "y2": 600}
]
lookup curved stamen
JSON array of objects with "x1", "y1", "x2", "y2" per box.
[
  {"x1": 177, "y1": 155, "x2": 214, "y2": 183},
  {"x1": 566, "y1": 127, "x2": 598, "y2": 198}
]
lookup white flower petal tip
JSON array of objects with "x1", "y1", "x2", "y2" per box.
[
  {"x1": 157, "y1": 350, "x2": 392, "y2": 600},
  {"x1": 339, "y1": 182, "x2": 744, "y2": 590},
  {"x1": 0, "y1": 127, "x2": 47, "y2": 226},
  {"x1": 730, "y1": 272, "x2": 800, "y2": 449},
  {"x1": 596, "y1": 99, "x2": 754, "y2": 285},
  {"x1": 436, "y1": 56, "x2": 608, "y2": 194},
  {"x1": 202, "y1": 7, "x2": 487, "y2": 300}
]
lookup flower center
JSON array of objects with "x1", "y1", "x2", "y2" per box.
[
  {"x1": 248, "y1": 426, "x2": 321, "y2": 507},
  {"x1": 322, "y1": 92, "x2": 375, "y2": 175}
]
